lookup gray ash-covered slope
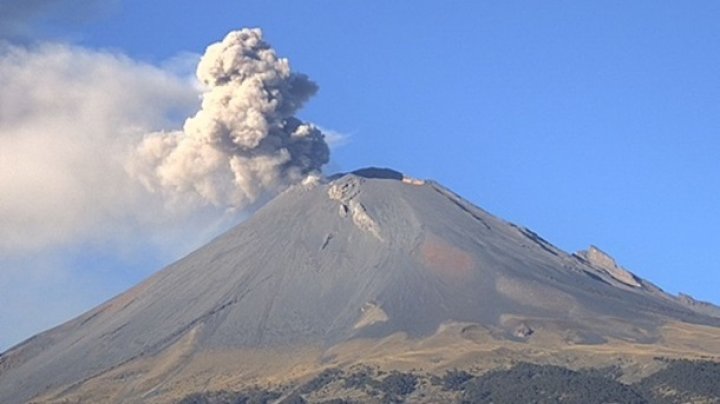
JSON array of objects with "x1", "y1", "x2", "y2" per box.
[{"x1": 1, "y1": 168, "x2": 719, "y2": 403}]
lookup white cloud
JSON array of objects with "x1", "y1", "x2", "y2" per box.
[
  {"x1": 0, "y1": 40, "x2": 242, "y2": 351},
  {"x1": 0, "y1": 42, "x2": 232, "y2": 255}
]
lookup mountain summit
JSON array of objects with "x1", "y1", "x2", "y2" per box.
[{"x1": 1, "y1": 168, "x2": 719, "y2": 403}]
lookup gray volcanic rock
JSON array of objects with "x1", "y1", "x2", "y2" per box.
[
  {"x1": 1, "y1": 169, "x2": 719, "y2": 403},
  {"x1": 576, "y1": 246, "x2": 642, "y2": 288},
  {"x1": 676, "y1": 293, "x2": 720, "y2": 318}
]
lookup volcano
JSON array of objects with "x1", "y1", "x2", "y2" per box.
[{"x1": 2, "y1": 168, "x2": 719, "y2": 403}]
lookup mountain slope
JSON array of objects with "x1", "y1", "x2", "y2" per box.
[{"x1": 1, "y1": 168, "x2": 719, "y2": 403}]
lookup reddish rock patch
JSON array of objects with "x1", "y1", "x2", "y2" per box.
[{"x1": 420, "y1": 237, "x2": 475, "y2": 280}]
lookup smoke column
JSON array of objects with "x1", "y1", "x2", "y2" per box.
[{"x1": 130, "y1": 28, "x2": 330, "y2": 209}]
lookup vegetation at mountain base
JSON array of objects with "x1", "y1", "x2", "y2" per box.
[
  {"x1": 297, "y1": 368, "x2": 344, "y2": 395},
  {"x1": 457, "y1": 363, "x2": 646, "y2": 404},
  {"x1": 178, "y1": 359, "x2": 720, "y2": 403},
  {"x1": 636, "y1": 358, "x2": 720, "y2": 403},
  {"x1": 435, "y1": 369, "x2": 475, "y2": 391},
  {"x1": 178, "y1": 388, "x2": 281, "y2": 404}
]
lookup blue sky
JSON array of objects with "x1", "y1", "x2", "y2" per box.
[{"x1": 1, "y1": 1, "x2": 719, "y2": 350}]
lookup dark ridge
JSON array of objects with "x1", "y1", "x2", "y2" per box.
[
  {"x1": 581, "y1": 270, "x2": 614, "y2": 286},
  {"x1": 429, "y1": 184, "x2": 492, "y2": 230},
  {"x1": 676, "y1": 293, "x2": 720, "y2": 318},
  {"x1": 327, "y1": 167, "x2": 404, "y2": 181},
  {"x1": 511, "y1": 224, "x2": 560, "y2": 256}
]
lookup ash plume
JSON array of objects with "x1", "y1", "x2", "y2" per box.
[{"x1": 130, "y1": 28, "x2": 330, "y2": 209}]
